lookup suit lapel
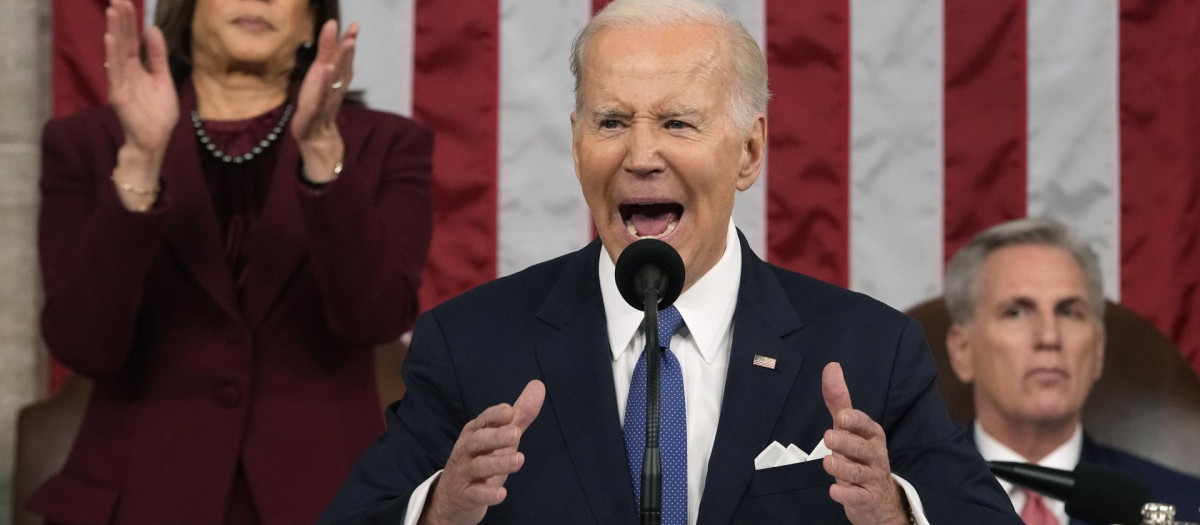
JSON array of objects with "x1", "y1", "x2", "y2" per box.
[
  {"x1": 531, "y1": 240, "x2": 638, "y2": 525},
  {"x1": 239, "y1": 131, "x2": 306, "y2": 330},
  {"x1": 160, "y1": 85, "x2": 241, "y2": 321},
  {"x1": 698, "y1": 235, "x2": 807, "y2": 525},
  {"x1": 241, "y1": 108, "x2": 367, "y2": 329}
]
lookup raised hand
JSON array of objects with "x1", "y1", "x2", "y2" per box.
[
  {"x1": 420, "y1": 380, "x2": 546, "y2": 525},
  {"x1": 105, "y1": 0, "x2": 177, "y2": 166},
  {"x1": 821, "y1": 363, "x2": 910, "y2": 525},
  {"x1": 291, "y1": 19, "x2": 358, "y2": 183}
]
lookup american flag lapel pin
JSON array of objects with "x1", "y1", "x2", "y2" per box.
[{"x1": 752, "y1": 355, "x2": 777, "y2": 370}]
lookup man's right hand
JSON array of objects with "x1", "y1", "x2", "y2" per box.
[{"x1": 420, "y1": 380, "x2": 546, "y2": 525}]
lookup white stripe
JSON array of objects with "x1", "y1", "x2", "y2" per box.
[
  {"x1": 145, "y1": 0, "x2": 156, "y2": 28},
  {"x1": 497, "y1": 0, "x2": 591, "y2": 276},
  {"x1": 848, "y1": 0, "x2": 945, "y2": 310},
  {"x1": 1026, "y1": 0, "x2": 1120, "y2": 300},
  {"x1": 342, "y1": 0, "x2": 415, "y2": 116},
  {"x1": 715, "y1": 0, "x2": 768, "y2": 258}
]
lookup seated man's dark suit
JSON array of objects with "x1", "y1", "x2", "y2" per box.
[
  {"x1": 968, "y1": 430, "x2": 1200, "y2": 524},
  {"x1": 321, "y1": 233, "x2": 1021, "y2": 525},
  {"x1": 1077, "y1": 435, "x2": 1200, "y2": 524}
]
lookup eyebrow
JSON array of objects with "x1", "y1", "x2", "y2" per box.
[
  {"x1": 589, "y1": 106, "x2": 705, "y2": 121},
  {"x1": 591, "y1": 107, "x2": 630, "y2": 120}
]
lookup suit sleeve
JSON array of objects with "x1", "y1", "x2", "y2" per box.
[
  {"x1": 38, "y1": 116, "x2": 174, "y2": 376},
  {"x1": 882, "y1": 318, "x2": 1024, "y2": 525},
  {"x1": 318, "y1": 310, "x2": 466, "y2": 524},
  {"x1": 295, "y1": 117, "x2": 433, "y2": 345}
]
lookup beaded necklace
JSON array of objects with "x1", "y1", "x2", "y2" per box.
[{"x1": 191, "y1": 104, "x2": 294, "y2": 164}]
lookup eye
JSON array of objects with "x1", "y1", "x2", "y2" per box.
[
  {"x1": 1058, "y1": 304, "x2": 1088, "y2": 320},
  {"x1": 599, "y1": 119, "x2": 621, "y2": 129},
  {"x1": 1001, "y1": 304, "x2": 1028, "y2": 319},
  {"x1": 665, "y1": 120, "x2": 692, "y2": 130}
]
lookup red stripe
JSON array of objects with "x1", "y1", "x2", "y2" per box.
[
  {"x1": 1119, "y1": 0, "x2": 1200, "y2": 376},
  {"x1": 412, "y1": 0, "x2": 500, "y2": 309},
  {"x1": 942, "y1": 0, "x2": 1027, "y2": 262},
  {"x1": 53, "y1": 0, "x2": 144, "y2": 118},
  {"x1": 765, "y1": 0, "x2": 850, "y2": 286}
]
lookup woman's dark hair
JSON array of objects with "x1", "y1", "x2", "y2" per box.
[{"x1": 155, "y1": 0, "x2": 339, "y2": 87}]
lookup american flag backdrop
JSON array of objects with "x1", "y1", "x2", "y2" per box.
[{"x1": 49, "y1": 0, "x2": 1200, "y2": 387}]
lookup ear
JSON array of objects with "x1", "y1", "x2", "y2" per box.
[
  {"x1": 570, "y1": 111, "x2": 582, "y2": 183},
  {"x1": 736, "y1": 114, "x2": 766, "y2": 192},
  {"x1": 946, "y1": 323, "x2": 975, "y2": 384}
]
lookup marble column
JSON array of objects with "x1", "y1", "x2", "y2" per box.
[{"x1": 0, "y1": 0, "x2": 52, "y2": 519}]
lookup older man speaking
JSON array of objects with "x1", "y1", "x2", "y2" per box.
[{"x1": 320, "y1": 1, "x2": 1019, "y2": 524}]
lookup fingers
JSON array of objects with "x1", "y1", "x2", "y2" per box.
[
  {"x1": 313, "y1": 19, "x2": 340, "y2": 67},
  {"x1": 511, "y1": 380, "x2": 546, "y2": 431},
  {"x1": 822, "y1": 362, "x2": 854, "y2": 424},
  {"x1": 464, "y1": 451, "x2": 525, "y2": 481},
  {"x1": 144, "y1": 26, "x2": 169, "y2": 76}
]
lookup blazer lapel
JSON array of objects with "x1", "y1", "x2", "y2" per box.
[
  {"x1": 697, "y1": 234, "x2": 807, "y2": 525},
  {"x1": 160, "y1": 85, "x2": 241, "y2": 321},
  {"x1": 531, "y1": 240, "x2": 638, "y2": 525},
  {"x1": 239, "y1": 131, "x2": 306, "y2": 330}
]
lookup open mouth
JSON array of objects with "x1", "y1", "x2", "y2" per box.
[{"x1": 619, "y1": 202, "x2": 683, "y2": 239}]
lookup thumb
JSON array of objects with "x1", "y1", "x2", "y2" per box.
[
  {"x1": 512, "y1": 379, "x2": 546, "y2": 432},
  {"x1": 821, "y1": 362, "x2": 853, "y2": 426}
]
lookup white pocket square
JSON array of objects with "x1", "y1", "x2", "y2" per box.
[{"x1": 754, "y1": 439, "x2": 831, "y2": 470}]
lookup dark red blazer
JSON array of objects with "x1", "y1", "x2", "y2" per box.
[{"x1": 29, "y1": 85, "x2": 433, "y2": 525}]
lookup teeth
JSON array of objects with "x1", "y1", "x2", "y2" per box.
[{"x1": 623, "y1": 218, "x2": 679, "y2": 240}]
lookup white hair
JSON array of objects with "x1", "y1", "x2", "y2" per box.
[{"x1": 569, "y1": 0, "x2": 770, "y2": 133}]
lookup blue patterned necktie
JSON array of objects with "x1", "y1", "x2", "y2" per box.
[{"x1": 623, "y1": 304, "x2": 687, "y2": 525}]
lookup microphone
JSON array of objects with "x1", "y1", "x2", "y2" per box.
[
  {"x1": 614, "y1": 239, "x2": 685, "y2": 525},
  {"x1": 614, "y1": 238, "x2": 685, "y2": 311},
  {"x1": 989, "y1": 461, "x2": 1151, "y2": 525}
]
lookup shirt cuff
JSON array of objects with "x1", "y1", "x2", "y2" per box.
[
  {"x1": 891, "y1": 473, "x2": 931, "y2": 525},
  {"x1": 401, "y1": 470, "x2": 444, "y2": 525}
]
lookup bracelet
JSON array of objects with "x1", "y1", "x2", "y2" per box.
[
  {"x1": 300, "y1": 161, "x2": 343, "y2": 189},
  {"x1": 111, "y1": 168, "x2": 161, "y2": 197}
]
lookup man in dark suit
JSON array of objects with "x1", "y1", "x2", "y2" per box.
[
  {"x1": 944, "y1": 218, "x2": 1200, "y2": 524},
  {"x1": 321, "y1": 1, "x2": 1021, "y2": 524}
]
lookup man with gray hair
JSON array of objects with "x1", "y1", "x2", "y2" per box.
[
  {"x1": 944, "y1": 217, "x2": 1200, "y2": 525},
  {"x1": 321, "y1": 1, "x2": 1019, "y2": 524}
]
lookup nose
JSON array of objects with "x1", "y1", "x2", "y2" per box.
[
  {"x1": 622, "y1": 123, "x2": 666, "y2": 177},
  {"x1": 1034, "y1": 312, "x2": 1062, "y2": 350}
]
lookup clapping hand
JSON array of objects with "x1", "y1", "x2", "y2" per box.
[
  {"x1": 291, "y1": 19, "x2": 358, "y2": 184},
  {"x1": 104, "y1": 0, "x2": 176, "y2": 209},
  {"x1": 821, "y1": 363, "x2": 912, "y2": 525},
  {"x1": 419, "y1": 380, "x2": 546, "y2": 525}
]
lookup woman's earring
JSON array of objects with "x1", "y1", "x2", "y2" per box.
[{"x1": 302, "y1": 41, "x2": 314, "y2": 50}]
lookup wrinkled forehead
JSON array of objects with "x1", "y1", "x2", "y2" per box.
[{"x1": 578, "y1": 24, "x2": 735, "y2": 101}]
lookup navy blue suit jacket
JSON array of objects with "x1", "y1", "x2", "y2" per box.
[
  {"x1": 321, "y1": 233, "x2": 1021, "y2": 524},
  {"x1": 1071, "y1": 435, "x2": 1200, "y2": 525}
]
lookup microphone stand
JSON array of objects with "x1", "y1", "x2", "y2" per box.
[{"x1": 640, "y1": 287, "x2": 662, "y2": 525}]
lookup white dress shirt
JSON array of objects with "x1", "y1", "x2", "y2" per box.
[
  {"x1": 975, "y1": 421, "x2": 1084, "y2": 525},
  {"x1": 402, "y1": 221, "x2": 930, "y2": 525}
]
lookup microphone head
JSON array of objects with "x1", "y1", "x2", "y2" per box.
[
  {"x1": 614, "y1": 239, "x2": 685, "y2": 311},
  {"x1": 1065, "y1": 463, "x2": 1150, "y2": 525}
]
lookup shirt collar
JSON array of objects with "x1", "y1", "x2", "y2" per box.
[
  {"x1": 599, "y1": 221, "x2": 742, "y2": 364},
  {"x1": 974, "y1": 421, "x2": 1084, "y2": 493}
]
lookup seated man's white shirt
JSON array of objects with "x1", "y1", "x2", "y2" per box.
[
  {"x1": 402, "y1": 221, "x2": 931, "y2": 525},
  {"x1": 975, "y1": 421, "x2": 1083, "y2": 525}
]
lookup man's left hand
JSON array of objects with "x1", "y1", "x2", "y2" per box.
[{"x1": 821, "y1": 362, "x2": 911, "y2": 525}]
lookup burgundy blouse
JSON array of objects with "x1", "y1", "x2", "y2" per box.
[{"x1": 195, "y1": 104, "x2": 287, "y2": 298}]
